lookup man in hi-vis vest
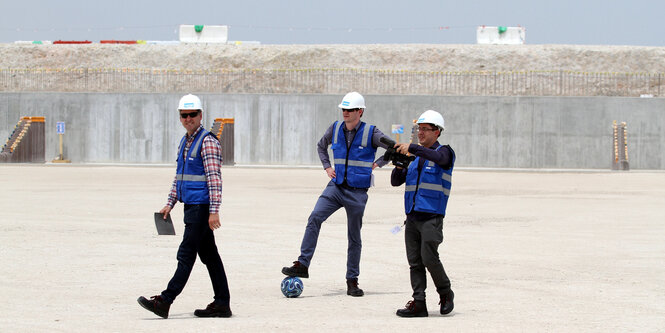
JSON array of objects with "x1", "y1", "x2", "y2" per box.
[
  {"x1": 391, "y1": 110, "x2": 455, "y2": 317},
  {"x1": 138, "y1": 94, "x2": 231, "y2": 319},
  {"x1": 282, "y1": 92, "x2": 390, "y2": 297}
]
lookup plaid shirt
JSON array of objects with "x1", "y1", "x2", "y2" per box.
[{"x1": 166, "y1": 125, "x2": 223, "y2": 214}]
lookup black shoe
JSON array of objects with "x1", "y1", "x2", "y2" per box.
[
  {"x1": 137, "y1": 295, "x2": 170, "y2": 319},
  {"x1": 440, "y1": 290, "x2": 454, "y2": 315},
  {"x1": 346, "y1": 279, "x2": 364, "y2": 297},
  {"x1": 396, "y1": 300, "x2": 428, "y2": 317},
  {"x1": 194, "y1": 302, "x2": 232, "y2": 318},
  {"x1": 282, "y1": 261, "x2": 309, "y2": 278}
]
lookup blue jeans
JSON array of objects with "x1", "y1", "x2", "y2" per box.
[
  {"x1": 298, "y1": 181, "x2": 368, "y2": 280},
  {"x1": 161, "y1": 204, "x2": 230, "y2": 306}
]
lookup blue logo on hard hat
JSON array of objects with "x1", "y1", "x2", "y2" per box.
[
  {"x1": 342, "y1": 101, "x2": 350, "y2": 107},
  {"x1": 184, "y1": 102, "x2": 194, "y2": 107}
]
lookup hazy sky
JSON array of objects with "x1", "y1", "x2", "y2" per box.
[{"x1": 0, "y1": 0, "x2": 662, "y2": 46}]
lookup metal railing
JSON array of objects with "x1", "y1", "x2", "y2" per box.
[{"x1": 1, "y1": 68, "x2": 662, "y2": 96}]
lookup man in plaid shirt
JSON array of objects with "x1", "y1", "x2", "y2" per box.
[{"x1": 138, "y1": 94, "x2": 231, "y2": 319}]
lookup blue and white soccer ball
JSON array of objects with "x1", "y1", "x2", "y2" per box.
[{"x1": 281, "y1": 276, "x2": 304, "y2": 298}]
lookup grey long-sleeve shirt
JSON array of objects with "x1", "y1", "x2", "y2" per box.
[{"x1": 317, "y1": 121, "x2": 390, "y2": 169}]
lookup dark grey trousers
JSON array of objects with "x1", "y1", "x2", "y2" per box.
[{"x1": 404, "y1": 215, "x2": 451, "y2": 301}]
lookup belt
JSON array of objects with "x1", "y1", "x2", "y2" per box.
[
  {"x1": 407, "y1": 211, "x2": 443, "y2": 222},
  {"x1": 338, "y1": 182, "x2": 367, "y2": 191}
]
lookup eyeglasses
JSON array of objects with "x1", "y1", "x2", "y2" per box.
[
  {"x1": 180, "y1": 111, "x2": 200, "y2": 119},
  {"x1": 418, "y1": 127, "x2": 439, "y2": 132},
  {"x1": 342, "y1": 108, "x2": 360, "y2": 113}
]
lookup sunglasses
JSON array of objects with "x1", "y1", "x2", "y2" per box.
[
  {"x1": 180, "y1": 111, "x2": 200, "y2": 119},
  {"x1": 342, "y1": 108, "x2": 360, "y2": 113}
]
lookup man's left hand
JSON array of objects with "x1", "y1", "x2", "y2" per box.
[{"x1": 209, "y1": 213, "x2": 221, "y2": 230}]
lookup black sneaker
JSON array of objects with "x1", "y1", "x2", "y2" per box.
[
  {"x1": 440, "y1": 290, "x2": 454, "y2": 315},
  {"x1": 396, "y1": 300, "x2": 428, "y2": 317},
  {"x1": 137, "y1": 295, "x2": 170, "y2": 319},
  {"x1": 282, "y1": 261, "x2": 309, "y2": 278},
  {"x1": 194, "y1": 302, "x2": 232, "y2": 318},
  {"x1": 346, "y1": 279, "x2": 364, "y2": 297}
]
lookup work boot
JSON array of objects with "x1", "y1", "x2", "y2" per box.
[
  {"x1": 346, "y1": 278, "x2": 364, "y2": 297},
  {"x1": 194, "y1": 302, "x2": 232, "y2": 318},
  {"x1": 137, "y1": 295, "x2": 170, "y2": 319},
  {"x1": 440, "y1": 290, "x2": 455, "y2": 315},
  {"x1": 282, "y1": 261, "x2": 309, "y2": 278},
  {"x1": 396, "y1": 300, "x2": 428, "y2": 317}
]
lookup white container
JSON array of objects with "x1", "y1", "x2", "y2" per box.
[
  {"x1": 179, "y1": 25, "x2": 228, "y2": 43},
  {"x1": 476, "y1": 26, "x2": 525, "y2": 45}
]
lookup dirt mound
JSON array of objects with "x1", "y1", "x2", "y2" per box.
[{"x1": 3, "y1": 43, "x2": 665, "y2": 73}]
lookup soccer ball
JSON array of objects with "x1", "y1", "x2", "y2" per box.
[{"x1": 281, "y1": 276, "x2": 304, "y2": 298}]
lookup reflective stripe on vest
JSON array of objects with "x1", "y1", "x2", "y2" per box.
[
  {"x1": 405, "y1": 183, "x2": 450, "y2": 196},
  {"x1": 442, "y1": 172, "x2": 452, "y2": 183},
  {"x1": 332, "y1": 121, "x2": 343, "y2": 146},
  {"x1": 426, "y1": 160, "x2": 453, "y2": 183},
  {"x1": 176, "y1": 174, "x2": 207, "y2": 182},
  {"x1": 360, "y1": 124, "x2": 371, "y2": 148},
  {"x1": 189, "y1": 130, "x2": 207, "y2": 159},
  {"x1": 333, "y1": 158, "x2": 373, "y2": 168}
]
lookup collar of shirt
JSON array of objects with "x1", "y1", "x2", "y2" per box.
[
  {"x1": 343, "y1": 121, "x2": 362, "y2": 145},
  {"x1": 182, "y1": 125, "x2": 204, "y2": 151},
  {"x1": 343, "y1": 121, "x2": 362, "y2": 133},
  {"x1": 186, "y1": 125, "x2": 204, "y2": 143}
]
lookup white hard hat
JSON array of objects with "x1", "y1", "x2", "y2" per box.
[
  {"x1": 178, "y1": 94, "x2": 203, "y2": 111},
  {"x1": 417, "y1": 110, "x2": 445, "y2": 130},
  {"x1": 338, "y1": 92, "x2": 366, "y2": 109}
]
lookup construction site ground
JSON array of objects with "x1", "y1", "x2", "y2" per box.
[{"x1": 0, "y1": 165, "x2": 663, "y2": 332}]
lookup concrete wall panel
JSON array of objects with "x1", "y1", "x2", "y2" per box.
[{"x1": 1, "y1": 93, "x2": 664, "y2": 169}]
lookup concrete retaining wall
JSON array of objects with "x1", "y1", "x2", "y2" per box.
[{"x1": 1, "y1": 93, "x2": 664, "y2": 169}]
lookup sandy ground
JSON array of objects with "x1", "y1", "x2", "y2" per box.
[{"x1": 0, "y1": 164, "x2": 664, "y2": 332}]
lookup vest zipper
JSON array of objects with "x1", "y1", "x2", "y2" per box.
[
  {"x1": 343, "y1": 128, "x2": 351, "y2": 183},
  {"x1": 178, "y1": 143, "x2": 186, "y2": 201}
]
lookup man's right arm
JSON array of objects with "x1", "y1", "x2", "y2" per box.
[
  {"x1": 166, "y1": 176, "x2": 178, "y2": 206},
  {"x1": 160, "y1": 176, "x2": 178, "y2": 218},
  {"x1": 317, "y1": 123, "x2": 336, "y2": 169}
]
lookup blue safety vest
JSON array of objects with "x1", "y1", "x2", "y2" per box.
[
  {"x1": 176, "y1": 129, "x2": 216, "y2": 204},
  {"x1": 404, "y1": 145, "x2": 455, "y2": 215},
  {"x1": 331, "y1": 121, "x2": 377, "y2": 188}
]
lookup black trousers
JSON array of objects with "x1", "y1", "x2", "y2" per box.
[
  {"x1": 161, "y1": 204, "x2": 230, "y2": 306},
  {"x1": 404, "y1": 215, "x2": 451, "y2": 301}
]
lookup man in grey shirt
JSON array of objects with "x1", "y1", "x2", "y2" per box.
[{"x1": 282, "y1": 92, "x2": 390, "y2": 296}]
